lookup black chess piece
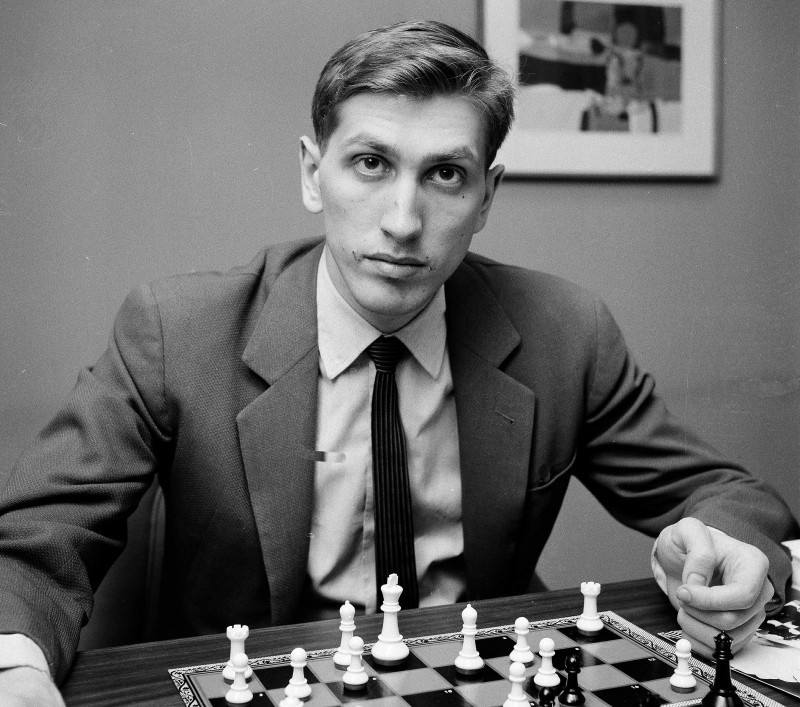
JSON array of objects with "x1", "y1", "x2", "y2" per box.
[
  {"x1": 701, "y1": 631, "x2": 743, "y2": 707},
  {"x1": 538, "y1": 685, "x2": 556, "y2": 707},
  {"x1": 558, "y1": 649, "x2": 585, "y2": 706}
]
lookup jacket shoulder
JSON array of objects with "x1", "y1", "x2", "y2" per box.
[{"x1": 460, "y1": 251, "x2": 601, "y2": 318}]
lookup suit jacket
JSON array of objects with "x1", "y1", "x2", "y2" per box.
[{"x1": 0, "y1": 237, "x2": 796, "y2": 682}]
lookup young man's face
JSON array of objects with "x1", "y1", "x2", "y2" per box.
[{"x1": 301, "y1": 93, "x2": 504, "y2": 333}]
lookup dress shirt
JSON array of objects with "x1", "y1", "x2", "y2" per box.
[{"x1": 304, "y1": 249, "x2": 465, "y2": 618}]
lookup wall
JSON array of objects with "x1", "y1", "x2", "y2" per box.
[{"x1": 1, "y1": 1, "x2": 797, "y2": 599}]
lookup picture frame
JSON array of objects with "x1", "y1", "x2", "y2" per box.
[{"x1": 481, "y1": 0, "x2": 721, "y2": 179}]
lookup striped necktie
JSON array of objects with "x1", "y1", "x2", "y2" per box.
[{"x1": 366, "y1": 336, "x2": 419, "y2": 609}]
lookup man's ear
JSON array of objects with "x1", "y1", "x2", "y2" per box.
[
  {"x1": 299, "y1": 136, "x2": 323, "y2": 214},
  {"x1": 473, "y1": 163, "x2": 505, "y2": 234}
]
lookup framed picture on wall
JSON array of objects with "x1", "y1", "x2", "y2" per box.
[{"x1": 481, "y1": 0, "x2": 721, "y2": 179}]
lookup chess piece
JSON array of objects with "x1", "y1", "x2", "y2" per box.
[
  {"x1": 533, "y1": 637, "x2": 560, "y2": 688},
  {"x1": 343, "y1": 635, "x2": 369, "y2": 690},
  {"x1": 333, "y1": 600, "x2": 355, "y2": 668},
  {"x1": 701, "y1": 632, "x2": 743, "y2": 707},
  {"x1": 503, "y1": 661, "x2": 529, "y2": 706},
  {"x1": 224, "y1": 652, "x2": 254, "y2": 704},
  {"x1": 284, "y1": 647, "x2": 312, "y2": 700},
  {"x1": 576, "y1": 582, "x2": 603, "y2": 634},
  {"x1": 371, "y1": 574, "x2": 410, "y2": 665},
  {"x1": 538, "y1": 686, "x2": 556, "y2": 707},
  {"x1": 278, "y1": 695, "x2": 302, "y2": 707},
  {"x1": 454, "y1": 604, "x2": 485, "y2": 674},
  {"x1": 559, "y1": 650, "x2": 585, "y2": 705},
  {"x1": 509, "y1": 617, "x2": 534, "y2": 665},
  {"x1": 223, "y1": 625, "x2": 253, "y2": 682},
  {"x1": 670, "y1": 637, "x2": 697, "y2": 693}
]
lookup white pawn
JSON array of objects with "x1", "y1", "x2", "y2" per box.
[
  {"x1": 285, "y1": 647, "x2": 312, "y2": 700},
  {"x1": 533, "y1": 637, "x2": 560, "y2": 688},
  {"x1": 223, "y1": 625, "x2": 253, "y2": 682},
  {"x1": 503, "y1": 661, "x2": 529, "y2": 707},
  {"x1": 576, "y1": 581, "x2": 603, "y2": 634},
  {"x1": 278, "y1": 695, "x2": 302, "y2": 707},
  {"x1": 343, "y1": 636, "x2": 369, "y2": 690},
  {"x1": 454, "y1": 604, "x2": 485, "y2": 674},
  {"x1": 333, "y1": 600, "x2": 355, "y2": 668},
  {"x1": 509, "y1": 617, "x2": 534, "y2": 665},
  {"x1": 224, "y1": 653, "x2": 253, "y2": 704},
  {"x1": 670, "y1": 638, "x2": 697, "y2": 692},
  {"x1": 371, "y1": 574, "x2": 409, "y2": 666}
]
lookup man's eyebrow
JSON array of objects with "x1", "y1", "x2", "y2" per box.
[{"x1": 341, "y1": 133, "x2": 481, "y2": 165}]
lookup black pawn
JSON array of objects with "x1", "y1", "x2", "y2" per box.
[
  {"x1": 539, "y1": 686, "x2": 556, "y2": 707},
  {"x1": 701, "y1": 632, "x2": 743, "y2": 707},
  {"x1": 558, "y1": 649, "x2": 585, "y2": 706}
]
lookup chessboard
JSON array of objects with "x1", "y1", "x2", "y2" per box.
[{"x1": 169, "y1": 611, "x2": 781, "y2": 707}]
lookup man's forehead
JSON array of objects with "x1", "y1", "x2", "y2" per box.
[{"x1": 327, "y1": 93, "x2": 488, "y2": 165}]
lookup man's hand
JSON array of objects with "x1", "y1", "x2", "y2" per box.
[
  {"x1": 0, "y1": 667, "x2": 66, "y2": 707},
  {"x1": 653, "y1": 517, "x2": 772, "y2": 656}
]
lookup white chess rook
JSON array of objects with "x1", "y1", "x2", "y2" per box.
[
  {"x1": 534, "y1": 637, "x2": 561, "y2": 688},
  {"x1": 670, "y1": 638, "x2": 697, "y2": 692},
  {"x1": 225, "y1": 652, "x2": 254, "y2": 704},
  {"x1": 343, "y1": 636, "x2": 369, "y2": 689},
  {"x1": 285, "y1": 647, "x2": 312, "y2": 700},
  {"x1": 333, "y1": 600, "x2": 356, "y2": 668},
  {"x1": 503, "y1": 661, "x2": 530, "y2": 707},
  {"x1": 223, "y1": 624, "x2": 253, "y2": 682},
  {"x1": 454, "y1": 604, "x2": 485, "y2": 674},
  {"x1": 509, "y1": 617, "x2": 534, "y2": 665},
  {"x1": 371, "y1": 573, "x2": 410, "y2": 665},
  {"x1": 576, "y1": 581, "x2": 603, "y2": 634}
]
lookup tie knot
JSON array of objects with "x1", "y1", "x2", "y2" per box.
[{"x1": 366, "y1": 336, "x2": 406, "y2": 374}]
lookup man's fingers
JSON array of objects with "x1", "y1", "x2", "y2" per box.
[
  {"x1": 677, "y1": 606, "x2": 763, "y2": 656},
  {"x1": 680, "y1": 575, "x2": 771, "y2": 628},
  {"x1": 669, "y1": 518, "x2": 716, "y2": 588},
  {"x1": 677, "y1": 544, "x2": 771, "y2": 612}
]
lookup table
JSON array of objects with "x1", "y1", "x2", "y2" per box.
[{"x1": 60, "y1": 578, "x2": 798, "y2": 706}]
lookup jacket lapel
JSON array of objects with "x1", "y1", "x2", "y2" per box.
[
  {"x1": 445, "y1": 262, "x2": 535, "y2": 600},
  {"x1": 237, "y1": 244, "x2": 323, "y2": 624}
]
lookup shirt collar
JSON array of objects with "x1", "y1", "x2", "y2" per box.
[{"x1": 316, "y1": 246, "x2": 446, "y2": 380}]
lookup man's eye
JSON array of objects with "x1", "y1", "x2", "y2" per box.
[
  {"x1": 355, "y1": 156, "x2": 387, "y2": 175},
  {"x1": 430, "y1": 166, "x2": 464, "y2": 186}
]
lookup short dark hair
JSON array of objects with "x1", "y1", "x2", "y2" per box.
[{"x1": 311, "y1": 20, "x2": 515, "y2": 167}]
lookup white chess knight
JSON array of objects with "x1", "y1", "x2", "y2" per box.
[
  {"x1": 576, "y1": 581, "x2": 603, "y2": 634},
  {"x1": 371, "y1": 573, "x2": 410, "y2": 665},
  {"x1": 223, "y1": 624, "x2": 253, "y2": 681},
  {"x1": 454, "y1": 604, "x2": 485, "y2": 674}
]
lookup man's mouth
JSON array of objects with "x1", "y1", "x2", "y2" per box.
[{"x1": 363, "y1": 253, "x2": 429, "y2": 274}]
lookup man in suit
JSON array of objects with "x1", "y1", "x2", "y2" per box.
[{"x1": 0, "y1": 20, "x2": 797, "y2": 705}]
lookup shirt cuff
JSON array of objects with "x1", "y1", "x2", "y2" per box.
[{"x1": 0, "y1": 633, "x2": 50, "y2": 674}]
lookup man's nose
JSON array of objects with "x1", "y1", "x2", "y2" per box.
[{"x1": 379, "y1": 178, "x2": 423, "y2": 241}]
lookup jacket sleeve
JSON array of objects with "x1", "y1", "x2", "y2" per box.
[
  {"x1": 0, "y1": 283, "x2": 172, "y2": 684},
  {"x1": 577, "y1": 296, "x2": 798, "y2": 608}
]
